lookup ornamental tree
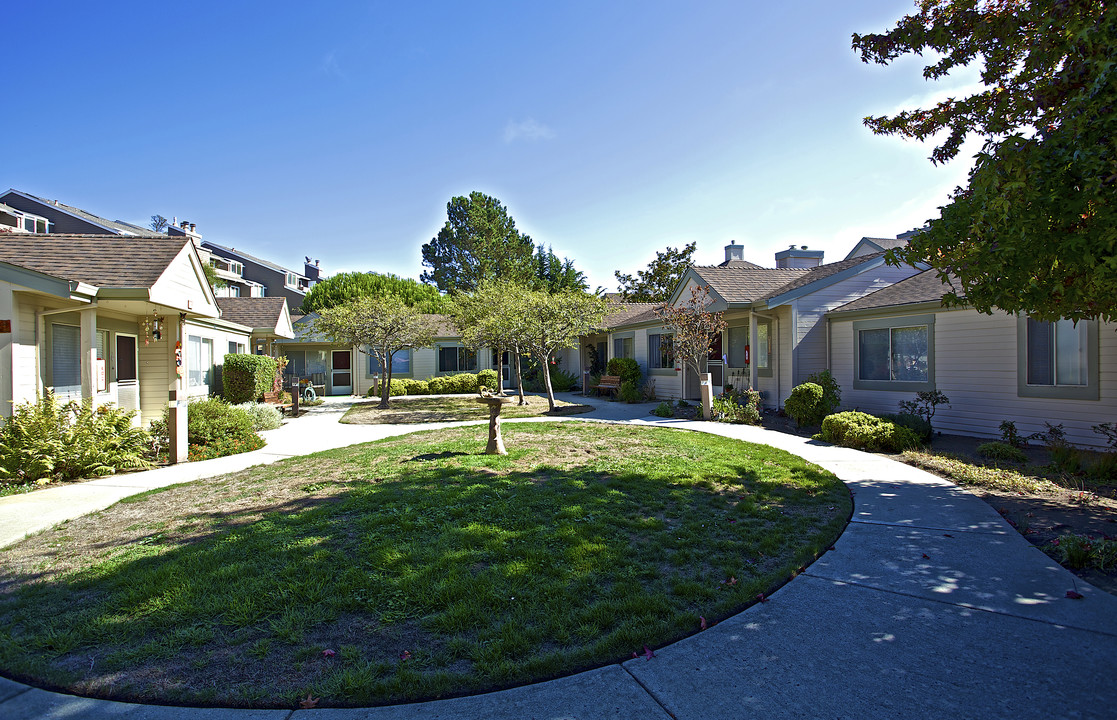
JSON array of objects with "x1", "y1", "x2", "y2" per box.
[
  {"x1": 853, "y1": 0, "x2": 1117, "y2": 322},
  {"x1": 452, "y1": 281, "x2": 533, "y2": 405},
  {"x1": 655, "y1": 284, "x2": 727, "y2": 379},
  {"x1": 309, "y1": 296, "x2": 437, "y2": 408},
  {"x1": 519, "y1": 290, "x2": 608, "y2": 411}
]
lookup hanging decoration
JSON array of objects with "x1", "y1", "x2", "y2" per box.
[{"x1": 140, "y1": 310, "x2": 166, "y2": 346}]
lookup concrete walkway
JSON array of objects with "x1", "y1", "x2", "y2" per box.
[{"x1": 2, "y1": 394, "x2": 1115, "y2": 719}]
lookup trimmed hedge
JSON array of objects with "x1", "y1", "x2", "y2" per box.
[
  {"x1": 819, "y1": 411, "x2": 922, "y2": 453},
  {"x1": 223, "y1": 354, "x2": 278, "y2": 404},
  {"x1": 477, "y1": 369, "x2": 499, "y2": 391}
]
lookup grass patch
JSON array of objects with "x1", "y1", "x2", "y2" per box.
[
  {"x1": 0, "y1": 422, "x2": 848, "y2": 708},
  {"x1": 341, "y1": 395, "x2": 592, "y2": 424}
]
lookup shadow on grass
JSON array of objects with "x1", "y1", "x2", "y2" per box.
[{"x1": 0, "y1": 441, "x2": 848, "y2": 709}]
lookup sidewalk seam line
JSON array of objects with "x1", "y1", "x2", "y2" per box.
[
  {"x1": 849, "y1": 519, "x2": 1008, "y2": 536},
  {"x1": 620, "y1": 664, "x2": 679, "y2": 719},
  {"x1": 803, "y1": 572, "x2": 1117, "y2": 638},
  {"x1": 0, "y1": 685, "x2": 34, "y2": 705}
]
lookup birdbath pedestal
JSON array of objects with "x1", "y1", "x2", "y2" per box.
[{"x1": 475, "y1": 395, "x2": 514, "y2": 455}]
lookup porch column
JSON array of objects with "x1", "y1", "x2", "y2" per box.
[
  {"x1": 0, "y1": 288, "x2": 13, "y2": 414},
  {"x1": 168, "y1": 314, "x2": 188, "y2": 464},
  {"x1": 749, "y1": 314, "x2": 758, "y2": 392},
  {"x1": 79, "y1": 308, "x2": 97, "y2": 404}
]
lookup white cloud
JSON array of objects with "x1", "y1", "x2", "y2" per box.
[
  {"x1": 503, "y1": 118, "x2": 555, "y2": 143},
  {"x1": 320, "y1": 51, "x2": 343, "y2": 78}
]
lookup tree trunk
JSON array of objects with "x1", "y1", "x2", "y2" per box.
[
  {"x1": 379, "y1": 354, "x2": 392, "y2": 408},
  {"x1": 513, "y1": 348, "x2": 526, "y2": 405},
  {"x1": 541, "y1": 352, "x2": 556, "y2": 411}
]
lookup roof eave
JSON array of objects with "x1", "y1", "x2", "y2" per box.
[{"x1": 765, "y1": 256, "x2": 884, "y2": 309}]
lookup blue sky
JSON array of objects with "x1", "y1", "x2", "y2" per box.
[{"x1": 5, "y1": 1, "x2": 983, "y2": 292}]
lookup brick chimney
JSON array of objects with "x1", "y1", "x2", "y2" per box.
[{"x1": 775, "y1": 245, "x2": 824, "y2": 269}]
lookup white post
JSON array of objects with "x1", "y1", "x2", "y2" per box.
[
  {"x1": 80, "y1": 308, "x2": 97, "y2": 404},
  {"x1": 749, "y1": 315, "x2": 758, "y2": 392},
  {"x1": 168, "y1": 315, "x2": 187, "y2": 464}
]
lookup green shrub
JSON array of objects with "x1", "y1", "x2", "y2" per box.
[
  {"x1": 547, "y1": 367, "x2": 579, "y2": 393},
  {"x1": 0, "y1": 393, "x2": 151, "y2": 482},
  {"x1": 712, "y1": 387, "x2": 761, "y2": 425},
  {"x1": 820, "y1": 411, "x2": 922, "y2": 453},
  {"x1": 222, "y1": 354, "x2": 278, "y2": 403},
  {"x1": 404, "y1": 379, "x2": 430, "y2": 395},
  {"x1": 898, "y1": 390, "x2": 950, "y2": 432},
  {"x1": 977, "y1": 441, "x2": 1027, "y2": 464},
  {"x1": 618, "y1": 380, "x2": 641, "y2": 403},
  {"x1": 784, "y1": 382, "x2": 825, "y2": 427},
  {"x1": 183, "y1": 398, "x2": 256, "y2": 447},
  {"x1": 188, "y1": 433, "x2": 266, "y2": 462},
  {"x1": 477, "y1": 369, "x2": 499, "y2": 391},
  {"x1": 1049, "y1": 534, "x2": 1117, "y2": 571},
  {"x1": 881, "y1": 412, "x2": 933, "y2": 442},
  {"x1": 1000, "y1": 420, "x2": 1025, "y2": 448},
  {"x1": 606, "y1": 357, "x2": 642, "y2": 387},
  {"x1": 235, "y1": 402, "x2": 283, "y2": 431},
  {"x1": 805, "y1": 369, "x2": 841, "y2": 417},
  {"x1": 388, "y1": 378, "x2": 409, "y2": 396},
  {"x1": 1087, "y1": 452, "x2": 1117, "y2": 481},
  {"x1": 652, "y1": 401, "x2": 674, "y2": 418}
]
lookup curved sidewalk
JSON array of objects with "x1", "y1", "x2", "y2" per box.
[{"x1": 2, "y1": 395, "x2": 1116, "y2": 719}]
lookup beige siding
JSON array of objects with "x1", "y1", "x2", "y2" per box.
[
  {"x1": 10, "y1": 291, "x2": 42, "y2": 408},
  {"x1": 149, "y1": 248, "x2": 218, "y2": 317},
  {"x1": 832, "y1": 308, "x2": 1117, "y2": 448},
  {"x1": 138, "y1": 339, "x2": 170, "y2": 426},
  {"x1": 791, "y1": 264, "x2": 920, "y2": 385}
]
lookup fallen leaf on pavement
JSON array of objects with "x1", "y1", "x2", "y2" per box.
[
  {"x1": 700, "y1": 616, "x2": 707, "y2": 630},
  {"x1": 1066, "y1": 590, "x2": 1084, "y2": 600},
  {"x1": 300, "y1": 694, "x2": 319, "y2": 709}
]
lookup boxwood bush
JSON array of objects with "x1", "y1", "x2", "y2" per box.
[
  {"x1": 819, "y1": 411, "x2": 922, "y2": 453},
  {"x1": 235, "y1": 402, "x2": 283, "y2": 431},
  {"x1": 784, "y1": 382, "x2": 825, "y2": 427},
  {"x1": 477, "y1": 369, "x2": 499, "y2": 391},
  {"x1": 606, "y1": 357, "x2": 643, "y2": 387},
  {"x1": 222, "y1": 354, "x2": 278, "y2": 404}
]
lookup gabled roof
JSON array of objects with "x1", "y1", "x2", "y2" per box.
[
  {"x1": 763, "y1": 252, "x2": 887, "y2": 306},
  {"x1": 717, "y1": 258, "x2": 763, "y2": 269},
  {"x1": 280, "y1": 312, "x2": 459, "y2": 343},
  {"x1": 601, "y1": 301, "x2": 661, "y2": 329},
  {"x1": 202, "y1": 241, "x2": 305, "y2": 278},
  {"x1": 0, "y1": 189, "x2": 146, "y2": 235},
  {"x1": 687, "y1": 265, "x2": 807, "y2": 304},
  {"x1": 215, "y1": 297, "x2": 291, "y2": 333},
  {"x1": 0, "y1": 234, "x2": 189, "y2": 288},
  {"x1": 843, "y1": 235, "x2": 909, "y2": 260},
  {"x1": 829, "y1": 269, "x2": 958, "y2": 315}
]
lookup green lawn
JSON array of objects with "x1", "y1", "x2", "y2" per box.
[
  {"x1": 0, "y1": 422, "x2": 849, "y2": 708},
  {"x1": 341, "y1": 394, "x2": 592, "y2": 424}
]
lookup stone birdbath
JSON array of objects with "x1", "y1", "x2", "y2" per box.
[{"x1": 475, "y1": 393, "x2": 514, "y2": 455}]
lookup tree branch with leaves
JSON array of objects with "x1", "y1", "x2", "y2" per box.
[{"x1": 654, "y1": 284, "x2": 727, "y2": 379}]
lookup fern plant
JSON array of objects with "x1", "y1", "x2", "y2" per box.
[{"x1": 0, "y1": 392, "x2": 152, "y2": 482}]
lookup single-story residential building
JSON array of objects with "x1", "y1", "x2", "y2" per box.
[
  {"x1": 827, "y1": 269, "x2": 1116, "y2": 448},
  {"x1": 0, "y1": 234, "x2": 253, "y2": 439},
  {"x1": 588, "y1": 240, "x2": 921, "y2": 404},
  {"x1": 214, "y1": 297, "x2": 294, "y2": 357}
]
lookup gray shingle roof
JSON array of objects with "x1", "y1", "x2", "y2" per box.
[
  {"x1": 601, "y1": 301, "x2": 661, "y2": 329},
  {"x1": 689, "y1": 266, "x2": 807, "y2": 304},
  {"x1": 764, "y1": 252, "x2": 886, "y2": 298},
  {"x1": 215, "y1": 297, "x2": 288, "y2": 329},
  {"x1": 830, "y1": 269, "x2": 958, "y2": 314},
  {"x1": 0, "y1": 234, "x2": 188, "y2": 288},
  {"x1": 9, "y1": 191, "x2": 149, "y2": 235}
]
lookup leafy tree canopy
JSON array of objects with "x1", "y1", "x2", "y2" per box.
[
  {"x1": 614, "y1": 242, "x2": 696, "y2": 303},
  {"x1": 421, "y1": 192, "x2": 537, "y2": 294},
  {"x1": 854, "y1": 0, "x2": 1117, "y2": 322},
  {"x1": 300, "y1": 271, "x2": 448, "y2": 315},
  {"x1": 518, "y1": 290, "x2": 608, "y2": 410},
  {"x1": 655, "y1": 284, "x2": 727, "y2": 377}
]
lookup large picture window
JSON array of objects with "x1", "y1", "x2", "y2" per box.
[
  {"x1": 51, "y1": 323, "x2": 81, "y2": 396},
  {"x1": 852, "y1": 315, "x2": 935, "y2": 391},
  {"x1": 369, "y1": 348, "x2": 411, "y2": 375},
  {"x1": 438, "y1": 346, "x2": 477, "y2": 373},
  {"x1": 648, "y1": 333, "x2": 674, "y2": 371},
  {"x1": 1018, "y1": 316, "x2": 1098, "y2": 400},
  {"x1": 187, "y1": 335, "x2": 214, "y2": 389}
]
